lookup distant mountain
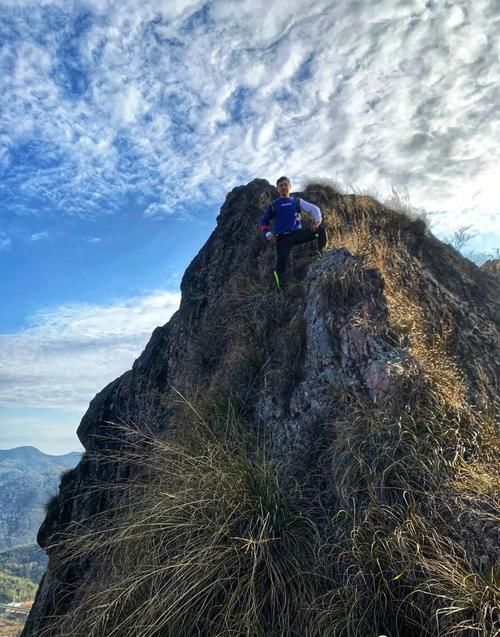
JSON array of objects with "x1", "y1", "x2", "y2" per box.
[{"x1": 0, "y1": 447, "x2": 81, "y2": 552}]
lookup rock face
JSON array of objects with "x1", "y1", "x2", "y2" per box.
[
  {"x1": 0, "y1": 447, "x2": 80, "y2": 552},
  {"x1": 481, "y1": 258, "x2": 500, "y2": 280},
  {"x1": 23, "y1": 180, "x2": 500, "y2": 637}
]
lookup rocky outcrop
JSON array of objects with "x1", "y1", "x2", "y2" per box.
[
  {"x1": 23, "y1": 180, "x2": 500, "y2": 637},
  {"x1": 481, "y1": 257, "x2": 500, "y2": 280}
]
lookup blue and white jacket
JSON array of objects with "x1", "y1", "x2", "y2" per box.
[{"x1": 261, "y1": 197, "x2": 322, "y2": 237}]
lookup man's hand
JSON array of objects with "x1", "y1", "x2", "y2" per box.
[
  {"x1": 267, "y1": 233, "x2": 277, "y2": 244},
  {"x1": 311, "y1": 221, "x2": 321, "y2": 230}
]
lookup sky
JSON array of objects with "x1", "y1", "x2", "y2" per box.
[{"x1": 0, "y1": 0, "x2": 499, "y2": 454}]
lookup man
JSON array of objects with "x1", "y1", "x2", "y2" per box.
[{"x1": 261, "y1": 176, "x2": 327, "y2": 289}]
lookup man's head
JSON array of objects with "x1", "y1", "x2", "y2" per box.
[{"x1": 276, "y1": 176, "x2": 291, "y2": 197}]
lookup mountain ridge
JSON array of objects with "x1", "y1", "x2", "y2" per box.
[
  {"x1": 0, "y1": 447, "x2": 81, "y2": 464},
  {"x1": 0, "y1": 447, "x2": 81, "y2": 553}
]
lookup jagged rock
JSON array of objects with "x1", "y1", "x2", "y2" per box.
[{"x1": 23, "y1": 180, "x2": 500, "y2": 637}]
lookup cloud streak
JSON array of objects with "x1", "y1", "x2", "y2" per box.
[
  {"x1": 31, "y1": 231, "x2": 49, "y2": 241},
  {"x1": 0, "y1": 233, "x2": 11, "y2": 250},
  {"x1": 0, "y1": 290, "x2": 180, "y2": 410},
  {"x1": 0, "y1": 0, "x2": 498, "y2": 243}
]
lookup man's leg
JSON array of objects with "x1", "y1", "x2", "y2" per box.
[
  {"x1": 316, "y1": 225, "x2": 328, "y2": 252},
  {"x1": 275, "y1": 235, "x2": 293, "y2": 289},
  {"x1": 290, "y1": 225, "x2": 327, "y2": 252},
  {"x1": 274, "y1": 227, "x2": 327, "y2": 288}
]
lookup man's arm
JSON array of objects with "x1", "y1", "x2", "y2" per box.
[
  {"x1": 298, "y1": 199, "x2": 321, "y2": 228},
  {"x1": 261, "y1": 203, "x2": 276, "y2": 241}
]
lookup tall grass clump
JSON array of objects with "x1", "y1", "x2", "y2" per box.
[
  {"x1": 309, "y1": 505, "x2": 500, "y2": 637},
  {"x1": 308, "y1": 381, "x2": 500, "y2": 635},
  {"x1": 43, "y1": 405, "x2": 322, "y2": 637},
  {"x1": 383, "y1": 186, "x2": 431, "y2": 226}
]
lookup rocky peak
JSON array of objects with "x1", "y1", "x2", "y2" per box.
[{"x1": 23, "y1": 180, "x2": 500, "y2": 637}]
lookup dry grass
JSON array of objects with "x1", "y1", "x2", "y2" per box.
[
  {"x1": 302, "y1": 176, "x2": 345, "y2": 195},
  {"x1": 321, "y1": 198, "x2": 467, "y2": 411},
  {"x1": 452, "y1": 461, "x2": 500, "y2": 498},
  {"x1": 383, "y1": 186, "x2": 431, "y2": 226},
  {"x1": 41, "y1": 388, "x2": 499, "y2": 636},
  {"x1": 309, "y1": 506, "x2": 500, "y2": 637},
  {"x1": 42, "y1": 410, "x2": 322, "y2": 637}
]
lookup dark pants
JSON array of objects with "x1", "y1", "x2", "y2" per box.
[{"x1": 274, "y1": 225, "x2": 327, "y2": 288}]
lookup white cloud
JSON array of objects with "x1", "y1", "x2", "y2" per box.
[
  {"x1": 0, "y1": 234, "x2": 11, "y2": 250},
  {"x1": 120, "y1": 86, "x2": 142, "y2": 124},
  {"x1": 31, "y1": 231, "x2": 49, "y2": 241},
  {"x1": 88, "y1": 236, "x2": 102, "y2": 243},
  {"x1": 0, "y1": 0, "x2": 499, "y2": 246},
  {"x1": 143, "y1": 201, "x2": 177, "y2": 218},
  {"x1": 0, "y1": 290, "x2": 181, "y2": 410}
]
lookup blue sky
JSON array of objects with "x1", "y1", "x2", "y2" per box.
[{"x1": 1, "y1": 0, "x2": 499, "y2": 453}]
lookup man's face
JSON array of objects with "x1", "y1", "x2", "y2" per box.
[{"x1": 277, "y1": 179, "x2": 291, "y2": 197}]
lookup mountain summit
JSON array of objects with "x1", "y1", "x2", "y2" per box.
[{"x1": 23, "y1": 180, "x2": 499, "y2": 637}]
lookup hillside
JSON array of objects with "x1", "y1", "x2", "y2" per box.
[
  {"x1": 23, "y1": 180, "x2": 499, "y2": 637},
  {"x1": 0, "y1": 570, "x2": 36, "y2": 604},
  {"x1": 0, "y1": 447, "x2": 81, "y2": 552},
  {"x1": 0, "y1": 546, "x2": 47, "y2": 584},
  {"x1": 0, "y1": 546, "x2": 44, "y2": 637}
]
